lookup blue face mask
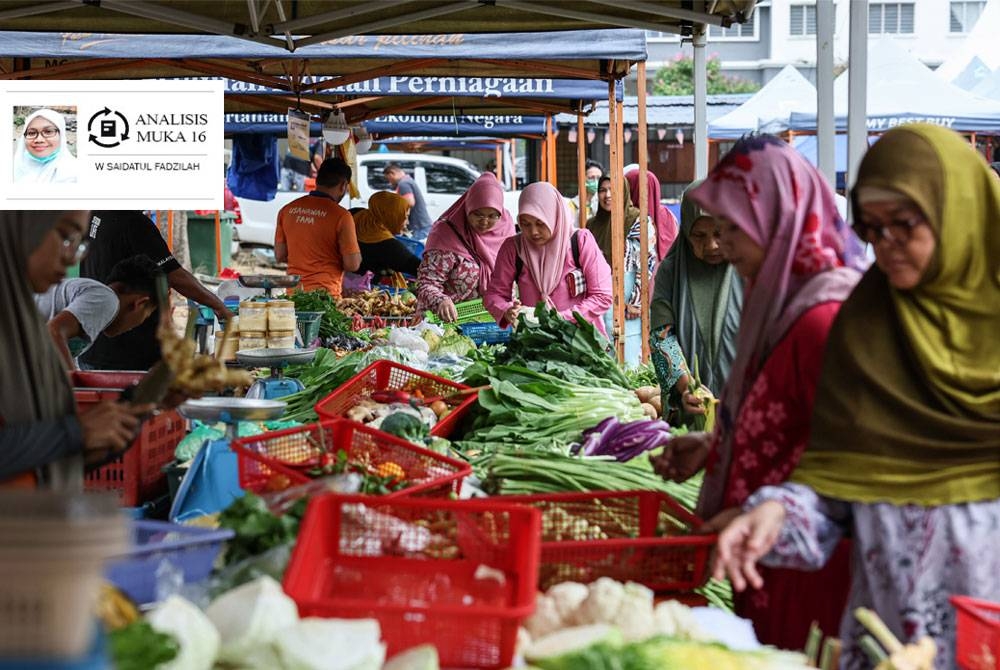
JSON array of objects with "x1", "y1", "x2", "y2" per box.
[{"x1": 28, "y1": 146, "x2": 61, "y2": 165}]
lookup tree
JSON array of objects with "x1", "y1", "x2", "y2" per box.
[{"x1": 651, "y1": 55, "x2": 761, "y2": 96}]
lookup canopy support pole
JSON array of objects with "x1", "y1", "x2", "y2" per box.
[
  {"x1": 166, "y1": 211, "x2": 174, "y2": 252},
  {"x1": 548, "y1": 114, "x2": 558, "y2": 188},
  {"x1": 847, "y1": 0, "x2": 869, "y2": 205},
  {"x1": 816, "y1": 0, "x2": 836, "y2": 186},
  {"x1": 215, "y1": 211, "x2": 223, "y2": 275},
  {"x1": 609, "y1": 74, "x2": 626, "y2": 364},
  {"x1": 495, "y1": 144, "x2": 503, "y2": 182},
  {"x1": 970, "y1": 132, "x2": 977, "y2": 150},
  {"x1": 693, "y1": 24, "x2": 708, "y2": 179},
  {"x1": 511, "y1": 140, "x2": 518, "y2": 190},
  {"x1": 578, "y1": 112, "x2": 588, "y2": 228},
  {"x1": 638, "y1": 60, "x2": 650, "y2": 364}
]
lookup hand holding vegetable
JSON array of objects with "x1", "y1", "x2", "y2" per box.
[
  {"x1": 682, "y1": 390, "x2": 706, "y2": 415},
  {"x1": 711, "y1": 500, "x2": 786, "y2": 592},
  {"x1": 648, "y1": 432, "x2": 711, "y2": 483},
  {"x1": 79, "y1": 401, "x2": 156, "y2": 465},
  {"x1": 436, "y1": 298, "x2": 458, "y2": 323}
]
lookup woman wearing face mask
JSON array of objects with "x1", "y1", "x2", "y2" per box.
[
  {"x1": 649, "y1": 180, "x2": 743, "y2": 428},
  {"x1": 588, "y1": 176, "x2": 657, "y2": 362},
  {"x1": 418, "y1": 173, "x2": 516, "y2": 322},
  {"x1": 625, "y1": 168, "x2": 678, "y2": 261},
  {"x1": 0, "y1": 212, "x2": 154, "y2": 488},
  {"x1": 13, "y1": 109, "x2": 79, "y2": 184},
  {"x1": 485, "y1": 181, "x2": 612, "y2": 334},
  {"x1": 714, "y1": 125, "x2": 1000, "y2": 669},
  {"x1": 353, "y1": 191, "x2": 420, "y2": 277},
  {"x1": 649, "y1": 135, "x2": 865, "y2": 650}
]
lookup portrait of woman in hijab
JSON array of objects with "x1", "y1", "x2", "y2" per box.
[{"x1": 12, "y1": 107, "x2": 79, "y2": 185}]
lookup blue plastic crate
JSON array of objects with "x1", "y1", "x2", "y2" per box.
[
  {"x1": 105, "y1": 520, "x2": 233, "y2": 605},
  {"x1": 460, "y1": 321, "x2": 512, "y2": 345},
  {"x1": 394, "y1": 234, "x2": 425, "y2": 260}
]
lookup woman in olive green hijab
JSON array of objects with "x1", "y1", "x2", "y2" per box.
[{"x1": 713, "y1": 125, "x2": 1000, "y2": 669}]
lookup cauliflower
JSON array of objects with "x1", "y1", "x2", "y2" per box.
[
  {"x1": 653, "y1": 600, "x2": 709, "y2": 641},
  {"x1": 573, "y1": 577, "x2": 625, "y2": 625},
  {"x1": 614, "y1": 582, "x2": 655, "y2": 642},
  {"x1": 545, "y1": 581, "x2": 589, "y2": 623},
  {"x1": 525, "y1": 593, "x2": 563, "y2": 640}
]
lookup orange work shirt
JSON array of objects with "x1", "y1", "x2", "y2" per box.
[{"x1": 275, "y1": 192, "x2": 360, "y2": 297}]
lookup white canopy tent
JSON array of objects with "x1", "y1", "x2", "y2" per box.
[{"x1": 708, "y1": 65, "x2": 816, "y2": 139}]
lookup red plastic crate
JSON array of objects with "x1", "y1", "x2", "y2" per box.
[
  {"x1": 314, "y1": 360, "x2": 477, "y2": 438},
  {"x1": 284, "y1": 494, "x2": 541, "y2": 669},
  {"x1": 231, "y1": 419, "x2": 471, "y2": 497},
  {"x1": 499, "y1": 490, "x2": 715, "y2": 592},
  {"x1": 74, "y1": 386, "x2": 185, "y2": 507},
  {"x1": 952, "y1": 596, "x2": 1000, "y2": 670}
]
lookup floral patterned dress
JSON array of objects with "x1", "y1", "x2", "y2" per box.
[
  {"x1": 748, "y1": 483, "x2": 1000, "y2": 669},
  {"x1": 415, "y1": 249, "x2": 481, "y2": 314},
  {"x1": 705, "y1": 301, "x2": 853, "y2": 651}
]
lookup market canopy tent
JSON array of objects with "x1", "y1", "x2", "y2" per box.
[
  {"x1": 555, "y1": 94, "x2": 750, "y2": 128},
  {"x1": 0, "y1": 0, "x2": 756, "y2": 51},
  {"x1": 788, "y1": 39, "x2": 1000, "y2": 134},
  {"x1": 708, "y1": 64, "x2": 816, "y2": 138},
  {"x1": 935, "y1": 0, "x2": 1000, "y2": 85}
]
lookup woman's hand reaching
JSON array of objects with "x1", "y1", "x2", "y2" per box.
[
  {"x1": 436, "y1": 298, "x2": 459, "y2": 324},
  {"x1": 648, "y1": 431, "x2": 712, "y2": 483},
  {"x1": 711, "y1": 501, "x2": 787, "y2": 592}
]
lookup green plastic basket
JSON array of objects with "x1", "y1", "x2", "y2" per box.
[
  {"x1": 296, "y1": 311, "x2": 323, "y2": 344},
  {"x1": 426, "y1": 298, "x2": 492, "y2": 325}
]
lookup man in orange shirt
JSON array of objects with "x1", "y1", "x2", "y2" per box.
[{"x1": 275, "y1": 158, "x2": 362, "y2": 296}]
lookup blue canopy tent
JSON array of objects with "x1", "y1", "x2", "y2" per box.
[
  {"x1": 708, "y1": 65, "x2": 816, "y2": 139},
  {"x1": 788, "y1": 40, "x2": 1000, "y2": 134}
]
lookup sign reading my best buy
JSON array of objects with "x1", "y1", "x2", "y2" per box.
[{"x1": 2, "y1": 79, "x2": 223, "y2": 210}]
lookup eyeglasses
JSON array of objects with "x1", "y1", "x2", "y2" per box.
[
  {"x1": 469, "y1": 211, "x2": 501, "y2": 222},
  {"x1": 24, "y1": 127, "x2": 60, "y2": 140},
  {"x1": 852, "y1": 214, "x2": 926, "y2": 246},
  {"x1": 60, "y1": 233, "x2": 90, "y2": 263}
]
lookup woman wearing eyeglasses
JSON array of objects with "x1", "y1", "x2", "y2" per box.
[
  {"x1": 13, "y1": 108, "x2": 79, "y2": 185},
  {"x1": 1, "y1": 212, "x2": 154, "y2": 489},
  {"x1": 417, "y1": 173, "x2": 516, "y2": 322},
  {"x1": 713, "y1": 125, "x2": 1000, "y2": 668},
  {"x1": 649, "y1": 135, "x2": 866, "y2": 651}
]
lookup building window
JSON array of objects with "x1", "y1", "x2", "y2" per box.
[
  {"x1": 644, "y1": 30, "x2": 680, "y2": 42},
  {"x1": 869, "y1": 3, "x2": 915, "y2": 34},
  {"x1": 789, "y1": 5, "x2": 817, "y2": 36},
  {"x1": 708, "y1": 13, "x2": 758, "y2": 40},
  {"x1": 950, "y1": 1, "x2": 985, "y2": 32}
]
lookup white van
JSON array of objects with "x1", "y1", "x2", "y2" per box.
[{"x1": 232, "y1": 152, "x2": 520, "y2": 248}]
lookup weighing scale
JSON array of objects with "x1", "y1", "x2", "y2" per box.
[
  {"x1": 237, "y1": 274, "x2": 300, "y2": 298},
  {"x1": 169, "y1": 397, "x2": 286, "y2": 522},
  {"x1": 237, "y1": 347, "x2": 318, "y2": 400}
]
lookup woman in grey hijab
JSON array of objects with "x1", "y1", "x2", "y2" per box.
[{"x1": 0, "y1": 212, "x2": 150, "y2": 487}]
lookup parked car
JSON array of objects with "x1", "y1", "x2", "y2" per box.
[{"x1": 232, "y1": 152, "x2": 521, "y2": 248}]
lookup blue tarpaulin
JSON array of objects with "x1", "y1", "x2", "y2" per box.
[
  {"x1": 211, "y1": 75, "x2": 618, "y2": 101},
  {"x1": 0, "y1": 29, "x2": 646, "y2": 61},
  {"x1": 224, "y1": 113, "x2": 547, "y2": 137}
]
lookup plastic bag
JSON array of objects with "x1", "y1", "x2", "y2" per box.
[
  {"x1": 146, "y1": 596, "x2": 220, "y2": 670},
  {"x1": 206, "y1": 576, "x2": 299, "y2": 665},
  {"x1": 388, "y1": 328, "x2": 431, "y2": 353}
]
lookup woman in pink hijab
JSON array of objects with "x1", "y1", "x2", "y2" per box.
[
  {"x1": 417, "y1": 173, "x2": 516, "y2": 322},
  {"x1": 648, "y1": 135, "x2": 866, "y2": 651},
  {"x1": 625, "y1": 168, "x2": 678, "y2": 261},
  {"x1": 485, "y1": 182, "x2": 612, "y2": 335}
]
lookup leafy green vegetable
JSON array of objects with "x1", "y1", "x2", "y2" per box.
[
  {"x1": 217, "y1": 493, "x2": 307, "y2": 567},
  {"x1": 625, "y1": 362, "x2": 659, "y2": 389},
  {"x1": 380, "y1": 412, "x2": 430, "y2": 443},
  {"x1": 289, "y1": 289, "x2": 352, "y2": 338},
  {"x1": 281, "y1": 350, "x2": 363, "y2": 422},
  {"x1": 108, "y1": 621, "x2": 179, "y2": 670},
  {"x1": 498, "y1": 304, "x2": 630, "y2": 387}
]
